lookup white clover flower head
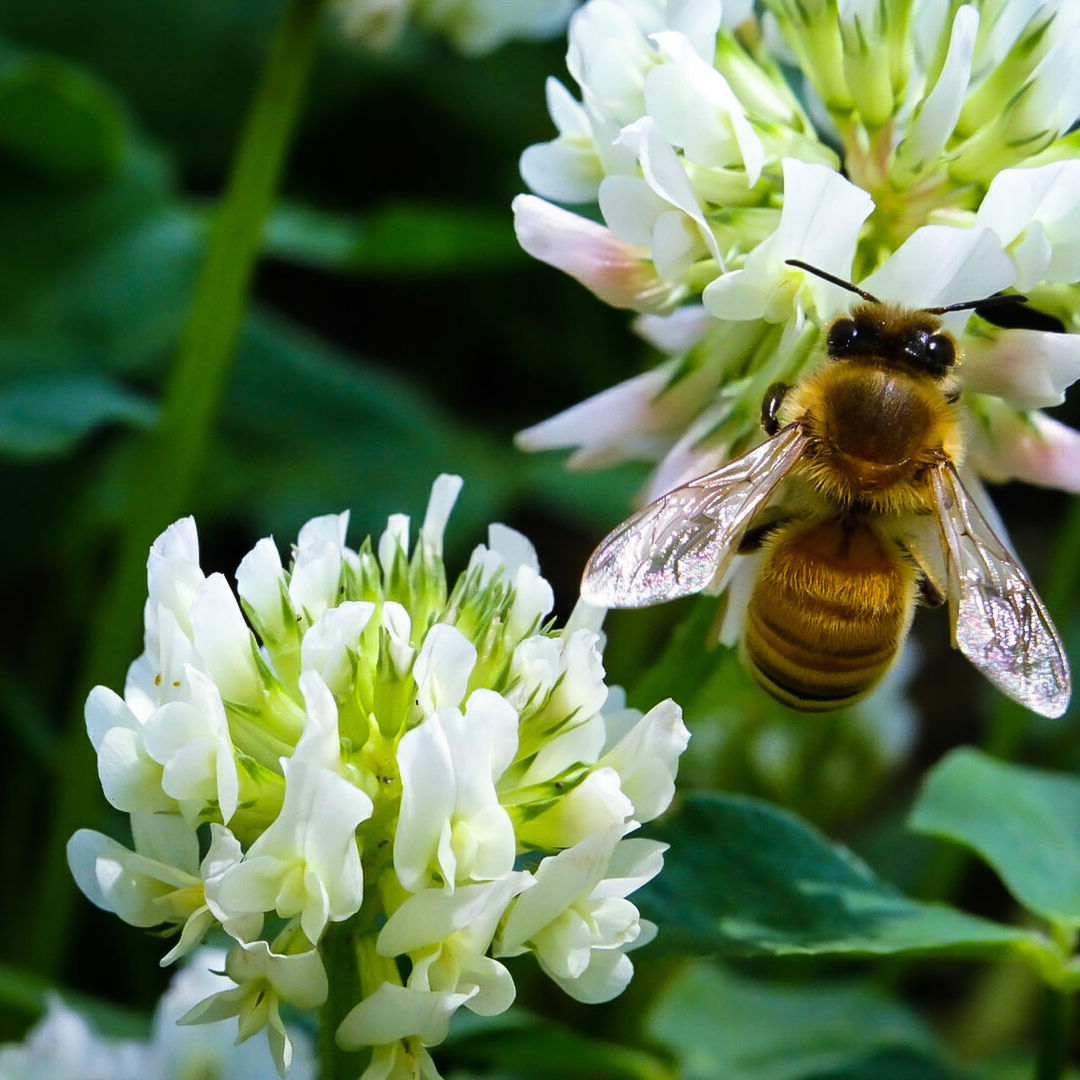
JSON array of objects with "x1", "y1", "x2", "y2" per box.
[
  {"x1": 515, "y1": 0, "x2": 1080, "y2": 503},
  {"x1": 334, "y1": 0, "x2": 575, "y2": 54},
  {"x1": 69, "y1": 476, "x2": 688, "y2": 1077}
]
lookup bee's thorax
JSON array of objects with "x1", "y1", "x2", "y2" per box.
[{"x1": 783, "y1": 358, "x2": 962, "y2": 515}]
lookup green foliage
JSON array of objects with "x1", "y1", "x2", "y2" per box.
[
  {"x1": 644, "y1": 792, "x2": 1061, "y2": 973},
  {"x1": 647, "y1": 963, "x2": 968, "y2": 1080},
  {"x1": 0, "y1": 47, "x2": 128, "y2": 183},
  {"x1": 911, "y1": 749, "x2": 1080, "y2": 928},
  {"x1": 0, "y1": 373, "x2": 155, "y2": 457},
  {"x1": 264, "y1": 201, "x2": 523, "y2": 276},
  {"x1": 444, "y1": 1011, "x2": 672, "y2": 1080}
]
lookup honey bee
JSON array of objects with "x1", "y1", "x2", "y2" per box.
[{"x1": 582, "y1": 260, "x2": 1071, "y2": 718}]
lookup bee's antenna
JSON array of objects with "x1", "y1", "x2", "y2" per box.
[
  {"x1": 925, "y1": 292, "x2": 1029, "y2": 315},
  {"x1": 784, "y1": 259, "x2": 881, "y2": 304}
]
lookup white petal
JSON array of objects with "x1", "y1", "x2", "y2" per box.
[
  {"x1": 455, "y1": 951, "x2": 517, "y2": 1016},
  {"x1": 191, "y1": 574, "x2": 262, "y2": 706},
  {"x1": 379, "y1": 874, "x2": 531, "y2": 957},
  {"x1": 300, "y1": 601, "x2": 375, "y2": 697},
  {"x1": 294, "y1": 669, "x2": 343, "y2": 768},
  {"x1": 521, "y1": 139, "x2": 606, "y2": 205},
  {"x1": 520, "y1": 714, "x2": 607, "y2": 786},
  {"x1": 412, "y1": 624, "x2": 477, "y2": 715},
  {"x1": 289, "y1": 541, "x2": 344, "y2": 623},
  {"x1": 633, "y1": 304, "x2": 713, "y2": 353},
  {"x1": 395, "y1": 715, "x2": 457, "y2": 891},
  {"x1": 670, "y1": 0, "x2": 725, "y2": 57},
  {"x1": 976, "y1": 160, "x2": 1080, "y2": 288},
  {"x1": 146, "y1": 518, "x2": 203, "y2": 637},
  {"x1": 860, "y1": 225, "x2": 1015, "y2": 311},
  {"x1": 615, "y1": 117, "x2": 722, "y2": 264},
  {"x1": 130, "y1": 810, "x2": 201, "y2": 870},
  {"x1": 67, "y1": 827, "x2": 195, "y2": 928},
  {"x1": 547, "y1": 75, "x2": 590, "y2": 136},
  {"x1": 297, "y1": 512, "x2": 349, "y2": 551},
  {"x1": 487, "y1": 523, "x2": 541, "y2": 577},
  {"x1": 97, "y1": 726, "x2": 173, "y2": 814},
  {"x1": 420, "y1": 474, "x2": 463, "y2": 557},
  {"x1": 651, "y1": 208, "x2": 707, "y2": 282},
  {"x1": 703, "y1": 160, "x2": 873, "y2": 322},
  {"x1": 648, "y1": 31, "x2": 764, "y2": 184},
  {"x1": 594, "y1": 837, "x2": 669, "y2": 899},
  {"x1": 599, "y1": 174, "x2": 668, "y2": 249},
  {"x1": 897, "y1": 5, "x2": 978, "y2": 174},
  {"x1": 236, "y1": 537, "x2": 292, "y2": 644},
  {"x1": 772, "y1": 159, "x2": 874, "y2": 280},
  {"x1": 381, "y1": 601, "x2": 414, "y2": 676},
  {"x1": 521, "y1": 767, "x2": 634, "y2": 849},
  {"x1": 377, "y1": 513, "x2": 410, "y2": 572},
  {"x1": 547, "y1": 629, "x2": 609, "y2": 721},
  {"x1": 497, "y1": 826, "x2": 623, "y2": 954},
  {"x1": 85, "y1": 686, "x2": 140, "y2": 751},
  {"x1": 337, "y1": 984, "x2": 473, "y2": 1048},
  {"x1": 601, "y1": 699, "x2": 689, "y2": 822},
  {"x1": 543, "y1": 945, "x2": 635, "y2": 1003}
]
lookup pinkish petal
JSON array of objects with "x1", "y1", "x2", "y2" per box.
[
  {"x1": 516, "y1": 363, "x2": 677, "y2": 465},
  {"x1": 969, "y1": 407, "x2": 1080, "y2": 492},
  {"x1": 645, "y1": 407, "x2": 731, "y2": 500},
  {"x1": 513, "y1": 194, "x2": 677, "y2": 312},
  {"x1": 961, "y1": 329, "x2": 1080, "y2": 410}
]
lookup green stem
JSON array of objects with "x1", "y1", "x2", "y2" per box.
[
  {"x1": 318, "y1": 919, "x2": 372, "y2": 1080},
  {"x1": 1035, "y1": 987, "x2": 1073, "y2": 1080},
  {"x1": 25, "y1": 0, "x2": 329, "y2": 976}
]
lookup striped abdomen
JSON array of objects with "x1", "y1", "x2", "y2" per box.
[{"x1": 742, "y1": 518, "x2": 916, "y2": 711}]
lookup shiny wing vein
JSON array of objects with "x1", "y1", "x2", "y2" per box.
[
  {"x1": 930, "y1": 463, "x2": 1070, "y2": 718},
  {"x1": 581, "y1": 425, "x2": 808, "y2": 608}
]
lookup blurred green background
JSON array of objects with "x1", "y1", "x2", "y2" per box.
[{"x1": 2, "y1": 1, "x2": 1080, "y2": 1076}]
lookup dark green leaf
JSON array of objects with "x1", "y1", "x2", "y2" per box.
[
  {"x1": 910, "y1": 748, "x2": 1080, "y2": 925},
  {"x1": 0, "y1": 961, "x2": 149, "y2": 1037},
  {"x1": 0, "y1": 142, "x2": 186, "y2": 379},
  {"x1": 215, "y1": 310, "x2": 646, "y2": 545},
  {"x1": 445, "y1": 1009, "x2": 672, "y2": 1080},
  {"x1": 647, "y1": 963, "x2": 964, "y2": 1080},
  {"x1": 643, "y1": 792, "x2": 1051, "y2": 963},
  {"x1": 264, "y1": 200, "x2": 522, "y2": 275},
  {"x1": 0, "y1": 373, "x2": 155, "y2": 457},
  {"x1": 800, "y1": 1048, "x2": 973, "y2": 1080},
  {"x1": 0, "y1": 50, "x2": 127, "y2": 183}
]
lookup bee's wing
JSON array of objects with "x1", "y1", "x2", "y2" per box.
[
  {"x1": 582, "y1": 424, "x2": 809, "y2": 608},
  {"x1": 929, "y1": 462, "x2": 1070, "y2": 718}
]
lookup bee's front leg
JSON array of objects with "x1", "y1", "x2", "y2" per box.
[{"x1": 761, "y1": 382, "x2": 792, "y2": 436}]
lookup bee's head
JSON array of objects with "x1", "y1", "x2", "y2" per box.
[
  {"x1": 827, "y1": 304, "x2": 957, "y2": 377},
  {"x1": 784, "y1": 259, "x2": 1023, "y2": 380}
]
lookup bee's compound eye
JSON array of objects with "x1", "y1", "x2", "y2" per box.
[
  {"x1": 827, "y1": 318, "x2": 859, "y2": 356},
  {"x1": 925, "y1": 333, "x2": 956, "y2": 369}
]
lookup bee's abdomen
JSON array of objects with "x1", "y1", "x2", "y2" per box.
[{"x1": 742, "y1": 519, "x2": 915, "y2": 712}]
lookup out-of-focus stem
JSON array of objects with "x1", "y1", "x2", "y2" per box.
[
  {"x1": 1035, "y1": 986, "x2": 1072, "y2": 1080},
  {"x1": 25, "y1": 0, "x2": 330, "y2": 976},
  {"x1": 318, "y1": 918, "x2": 374, "y2": 1080}
]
